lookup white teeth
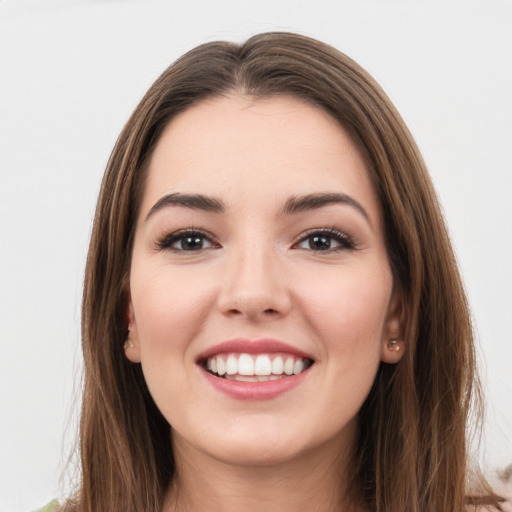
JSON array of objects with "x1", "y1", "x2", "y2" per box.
[
  {"x1": 225, "y1": 374, "x2": 258, "y2": 382},
  {"x1": 216, "y1": 356, "x2": 226, "y2": 376},
  {"x1": 238, "y1": 353, "x2": 254, "y2": 375},
  {"x1": 254, "y1": 355, "x2": 272, "y2": 375},
  {"x1": 283, "y1": 356, "x2": 294, "y2": 375},
  {"x1": 237, "y1": 375, "x2": 258, "y2": 382},
  {"x1": 271, "y1": 356, "x2": 283, "y2": 374},
  {"x1": 225, "y1": 374, "x2": 285, "y2": 382},
  {"x1": 206, "y1": 352, "x2": 311, "y2": 379},
  {"x1": 226, "y1": 354, "x2": 238, "y2": 375},
  {"x1": 293, "y1": 359, "x2": 305, "y2": 375}
]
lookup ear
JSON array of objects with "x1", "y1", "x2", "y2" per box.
[
  {"x1": 380, "y1": 287, "x2": 405, "y2": 364},
  {"x1": 124, "y1": 300, "x2": 141, "y2": 363}
]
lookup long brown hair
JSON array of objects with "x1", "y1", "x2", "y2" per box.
[{"x1": 72, "y1": 32, "x2": 503, "y2": 511}]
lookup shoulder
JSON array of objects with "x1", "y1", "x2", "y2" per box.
[
  {"x1": 465, "y1": 498, "x2": 512, "y2": 512},
  {"x1": 33, "y1": 500, "x2": 59, "y2": 512},
  {"x1": 465, "y1": 500, "x2": 512, "y2": 512},
  {"x1": 466, "y1": 476, "x2": 512, "y2": 512},
  {"x1": 493, "y1": 477, "x2": 512, "y2": 512},
  {"x1": 33, "y1": 500, "x2": 68, "y2": 512}
]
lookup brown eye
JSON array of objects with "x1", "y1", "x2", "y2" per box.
[
  {"x1": 305, "y1": 235, "x2": 332, "y2": 251},
  {"x1": 295, "y1": 229, "x2": 355, "y2": 252},
  {"x1": 175, "y1": 234, "x2": 207, "y2": 251},
  {"x1": 157, "y1": 229, "x2": 217, "y2": 252}
]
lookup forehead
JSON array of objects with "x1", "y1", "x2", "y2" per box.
[{"x1": 142, "y1": 94, "x2": 380, "y2": 222}]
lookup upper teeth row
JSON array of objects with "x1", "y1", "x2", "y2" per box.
[{"x1": 206, "y1": 353, "x2": 307, "y2": 377}]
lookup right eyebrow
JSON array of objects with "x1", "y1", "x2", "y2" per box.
[
  {"x1": 145, "y1": 193, "x2": 226, "y2": 221},
  {"x1": 282, "y1": 192, "x2": 372, "y2": 227}
]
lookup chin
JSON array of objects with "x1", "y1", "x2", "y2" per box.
[
  {"x1": 211, "y1": 438, "x2": 310, "y2": 468},
  {"x1": 180, "y1": 416, "x2": 351, "y2": 469}
]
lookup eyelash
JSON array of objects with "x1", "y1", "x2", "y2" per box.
[
  {"x1": 293, "y1": 228, "x2": 356, "y2": 252},
  {"x1": 155, "y1": 227, "x2": 356, "y2": 253},
  {"x1": 156, "y1": 228, "x2": 218, "y2": 252}
]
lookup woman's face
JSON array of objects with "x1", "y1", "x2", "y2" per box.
[{"x1": 127, "y1": 95, "x2": 403, "y2": 467}]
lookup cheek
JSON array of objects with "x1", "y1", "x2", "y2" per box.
[
  {"x1": 130, "y1": 264, "x2": 217, "y2": 356},
  {"x1": 296, "y1": 263, "x2": 393, "y2": 355},
  {"x1": 129, "y1": 265, "x2": 218, "y2": 423}
]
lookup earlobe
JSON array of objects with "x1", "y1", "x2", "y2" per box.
[
  {"x1": 381, "y1": 337, "x2": 405, "y2": 364},
  {"x1": 124, "y1": 301, "x2": 142, "y2": 363},
  {"x1": 380, "y1": 288, "x2": 405, "y2": 364}
]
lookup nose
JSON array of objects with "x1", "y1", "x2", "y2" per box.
[{"x1": 216, "y1": 240, "x2": 292, "y2": 322}]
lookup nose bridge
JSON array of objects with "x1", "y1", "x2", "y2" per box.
[{"x1": 218, "y1": 230, "x2": 290, "y2": 319}]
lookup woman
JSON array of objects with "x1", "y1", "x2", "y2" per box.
[{"x1": 48, "y1": 32, "x2": 505, "y2": 511}]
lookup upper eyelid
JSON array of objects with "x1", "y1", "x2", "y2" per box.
[
  {"x1": 292, "y1": 228, "x2": 355, "y2": 250},
  {"x1": 155, "y1": 228, "x2": 219, "y2": 250},
  {"x1": 159, "y1": 227, "x2": 212, "y2": 239},
  {"x1": 294, "y1": 227, "x2": 352, "y2": 241},
  {"x1": 155, "y1": 227, "x2": 354, "y2": 249}
]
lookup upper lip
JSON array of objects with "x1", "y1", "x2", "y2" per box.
[{"x1": 197, "y1": 338, "x2": 314, "y2": 362}]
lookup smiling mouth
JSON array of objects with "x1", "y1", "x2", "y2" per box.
[{"x1": 202, "y1": 352, "x2": 314, "y2": 382}]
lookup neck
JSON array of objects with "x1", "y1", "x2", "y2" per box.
[{"x1": 164, "y1": 432, "x2": 361, "y2": 512}]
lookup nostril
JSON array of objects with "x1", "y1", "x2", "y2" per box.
[{"x1": 264, "y1": 308, "x2": 277, "y2": 314}]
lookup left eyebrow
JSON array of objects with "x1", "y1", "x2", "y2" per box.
[{"x1": 282, "y1": 192, "x2": 372, "y2": 227}]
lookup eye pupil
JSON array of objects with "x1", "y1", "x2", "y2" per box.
[
  {"x1": 181, "y1": 236, "x2": 203, "y2": 250},
  {"x1": 309, "y1": 235, "x2": 330, "y2": 250}
]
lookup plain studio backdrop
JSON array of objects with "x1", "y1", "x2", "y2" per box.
[{"x1": 1, "y1": 1, "x2": 511, "y2": 510}]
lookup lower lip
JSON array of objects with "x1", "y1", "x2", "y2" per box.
[{"x1": 202, "y1": 368, "x2": 309, "y2": 400}]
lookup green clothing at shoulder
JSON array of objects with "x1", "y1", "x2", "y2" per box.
[{"x1": 34, "y1": 499, "x2": 61, "y2": 512}]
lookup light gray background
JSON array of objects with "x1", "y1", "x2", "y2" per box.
[{"x1": 1, "y1": 1, "x2": 511, "y2": 510}]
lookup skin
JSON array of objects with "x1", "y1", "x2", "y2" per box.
[{"x1": 126, "y1": 94, "x2": 404, "y2": 511}]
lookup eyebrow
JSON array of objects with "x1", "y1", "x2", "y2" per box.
[
  {"x1": 145, "y1": 193, "x2": 226, "y2": 221},
  {"x1": 282, "y1": 192, "x2": 372, "y2": 226},
  {"x1": 145, "y1": 191, "x2": 372, "y2": 226}
]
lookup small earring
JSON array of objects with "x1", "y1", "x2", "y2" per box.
[
  {"x1": 124, "y1": 325, "x2": 134, "y2": 350},
  {"x1": 387, "y1": 339, "x2": 401, "y2": 352}
]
